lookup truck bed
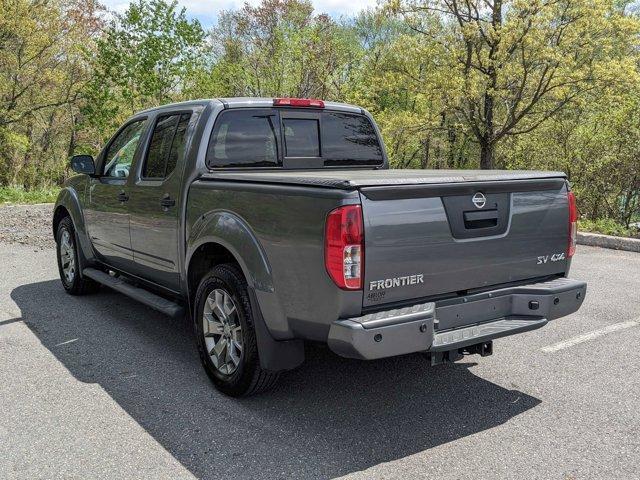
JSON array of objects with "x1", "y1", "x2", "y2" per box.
[{"x1": 200, "y1": 168, "x2": 571, "y2": 310}]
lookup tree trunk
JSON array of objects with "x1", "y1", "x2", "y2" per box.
[
  {"x1": 480, "y1": 141, "x2": 494, "y2": 170},
  {"x1": 478, "y1": 0, "x2": 501, "y2": 171},
  {"x1": 420, "y1": 137, "x2": 430, "y2": 169},
  {"x1": 447, "y1": 127, "x2": 456, "y2": 168},
  {"x1": 67, "y1": 112, "x2": 77, "y2": 159},
  {"x1": 621, "y1": 182, "x2": 638, "y2": 227},
  {"x1": 480, "y1": 76, "x2": 496, "y2": 169}
]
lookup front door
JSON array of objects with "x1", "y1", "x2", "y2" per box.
[
  {"x1": 84, "y1": 119, "x2": 147, "y2": 271},
  {"x1": 127, "y1": 112, "x2": 192, "y2": 291}
]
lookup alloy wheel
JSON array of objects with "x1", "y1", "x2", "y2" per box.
[
  {"x1": 203, "y1": 288, "x2": 243, "y2": 375},
  {"x1": 59, "y1": 229, "x2": 76, "y2": 284}
]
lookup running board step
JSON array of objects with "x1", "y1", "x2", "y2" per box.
[{"x1": 83, "y1": 268, "x2": 185, "y2": 319}]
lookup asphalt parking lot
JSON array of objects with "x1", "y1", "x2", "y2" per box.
[{"x1": 1, "y1": 236, "x2": 639, "y2": 479}]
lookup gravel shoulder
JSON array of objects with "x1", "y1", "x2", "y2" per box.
[{"x1": 0, "y1": 203, "x2": 54, "y2": 250}]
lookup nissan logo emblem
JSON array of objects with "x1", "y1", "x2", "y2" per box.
[{"x1": 472, "y1": 192, "x2": 486, "y2": 209}]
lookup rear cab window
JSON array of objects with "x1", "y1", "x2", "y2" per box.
[
  {"x1": 206, "y1": 108, "x2": 383, "y2": 169},
  {"x1": 321, "y1": 113, "x2": 383, "y2": 166},
  {"x1": 206, "y1": 109, "x2": 279, "y2": 168},
  {"x1": 283, "y1": 118, "x2": 320, "y2": 157}
]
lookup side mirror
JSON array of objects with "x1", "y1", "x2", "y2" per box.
[{"x1": 71, "y1": 155, "x2": 96, "y2": 176}]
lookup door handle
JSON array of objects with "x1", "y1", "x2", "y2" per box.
[
  {"x1": 117, "y1": 191, "x2": 129, "y2": 202},
  {"x1": 160, "y1": 195, "x2": 175, "y2": 209},
  {"x1": 463, "y1": 209, "x2": 498, "y2": 229},
  {"x1": 463, "y1": 209, "x2": 498, "y2": 222}
]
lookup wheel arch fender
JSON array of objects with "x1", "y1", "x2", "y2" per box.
[
  {"x1": 186, "y1": 210, "x2": 274, "y2": 294},
  {"x1": 53, "y1": 187, "x2": 95, "y2": 270},
  {"x1": 186, "y1": 210, "x2": 304, "y2": 372}
]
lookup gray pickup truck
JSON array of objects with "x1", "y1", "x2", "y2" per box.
[{"x1": 53, "y1": 97, "x2": 586, "y2": 396}]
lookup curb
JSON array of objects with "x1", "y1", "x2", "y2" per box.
[{"x1": 577, "y1": 232, "x2": 640, "y2": 253}]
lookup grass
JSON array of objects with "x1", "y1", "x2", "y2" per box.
[
  {"x1": 0, "y1": 186, "x2": 60, "y2": 205},
  {"x1": 578, "y1": 218, "x2": 639, "y2": 238}
]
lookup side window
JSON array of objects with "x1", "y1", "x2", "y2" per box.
[
  {"x1": 143, "y1": 113, "x2": 192, "y2": 179},
  {"x1": 206, "y1": 110, "x2": 279, "y2": 168},
  {"x1": 103, "y1": 120, "x2": 146, "y2": 178},
  {"x1": 166, "y1": 113, "x2": 191, "y2": 174}
]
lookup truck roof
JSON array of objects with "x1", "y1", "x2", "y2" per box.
[{"x1": 137, "y1": 98, "x2": 364, "y2": 115}]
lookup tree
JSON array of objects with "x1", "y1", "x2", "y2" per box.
[
  {"x1": 196, "y1": 0, "x2": 360, "y2": 99},
  {"x1": 0, "y1": 0, "x2": 103, "y2": 187},
  {"x1": 345, "y1": 9, "x2": 476, "y2": 170},
  {"x1": 503, "y1": 74, "x2": 640, "y2": 227},
  {"x1": 82, "y1": 0, "x2": 206, "y2": 140},
  {"x1": 392, "y1": 0, "x2": 637, "y2": 168}
]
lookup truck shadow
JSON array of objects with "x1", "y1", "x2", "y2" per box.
[{"x1": 11, "y1": 281, "x2": 540, "y2": 480}]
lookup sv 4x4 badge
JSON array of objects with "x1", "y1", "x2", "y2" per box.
[{"x1": 537, "y1": 252, "x2": 566, "y2": 264}]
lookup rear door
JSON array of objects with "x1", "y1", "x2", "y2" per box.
[
  {"x1": 361, "y1": 179, "x2": 570, "y2": 307},
  {"x1": 126, "y1": 112, "x2": 192, "y2": 291}
]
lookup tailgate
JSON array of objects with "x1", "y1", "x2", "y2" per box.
[{"x1": 360, "y1": 178, "x2": 570, "y2": 307}]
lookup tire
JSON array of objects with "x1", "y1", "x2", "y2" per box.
[
  {"x1": 194, "y1": 263, "x2": 279, "y2": 396},
  {"x1": 55, "y1": 216, "x2": 100, "y2": 295}
]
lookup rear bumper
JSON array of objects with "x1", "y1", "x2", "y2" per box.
[{"x1": 327, "y1": 277, "x2": 586, "y2": 360}]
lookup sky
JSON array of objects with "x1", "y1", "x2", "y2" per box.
[{"x1": 101, "y1": 0, "x2": 381, "y2": 27}]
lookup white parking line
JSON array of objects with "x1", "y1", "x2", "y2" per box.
[{"x1": 542, "y1": 319, "x2": 640, "y2": 353}]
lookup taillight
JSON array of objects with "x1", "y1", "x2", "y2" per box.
[
  {"x1": 568, "y1": 190, "x2": 578, "y2": 258},
  {"x1": 325, "y1": 205, "x2": 364, "y2": 290},
  {"x1": 273, "y1": 98, "x2": 325, "y2": 108}
]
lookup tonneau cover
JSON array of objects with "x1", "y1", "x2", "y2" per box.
[{"x1": 201, "y1": 169, "x2": 566, "y2": 189}]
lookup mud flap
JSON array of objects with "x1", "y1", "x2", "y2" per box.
[{"x1": 248, "y1": 288, "x2": 305, "y2": 372}]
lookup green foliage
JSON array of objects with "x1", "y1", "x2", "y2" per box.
[
  {"x1": 0, "y1": 186, "x2": 60, "y2": 204},
  {"x1": 190, "y1": 0, "x2": 360, "y2": 99},
  {"x1": 345, "y1": 10, "x2": 474, "y2": 169},
  {"x1": 0, "y1": 0, "x2": 638, "y2": 231},
  {"x1": 502, "y1": 73, "x2": 640, "y2": 227},
  {"x1": 0, "y1": 0, "x2": 103, "y2": 188},
  {"x1": 82, "y1": 0, "x2": 206, "y2": 140},
  {"x1": 579, "y1": 218, "x2": 638, "y2": 238},
  {"x1": 380, "y1": 0, "x2": 638, "y2": 168}
]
